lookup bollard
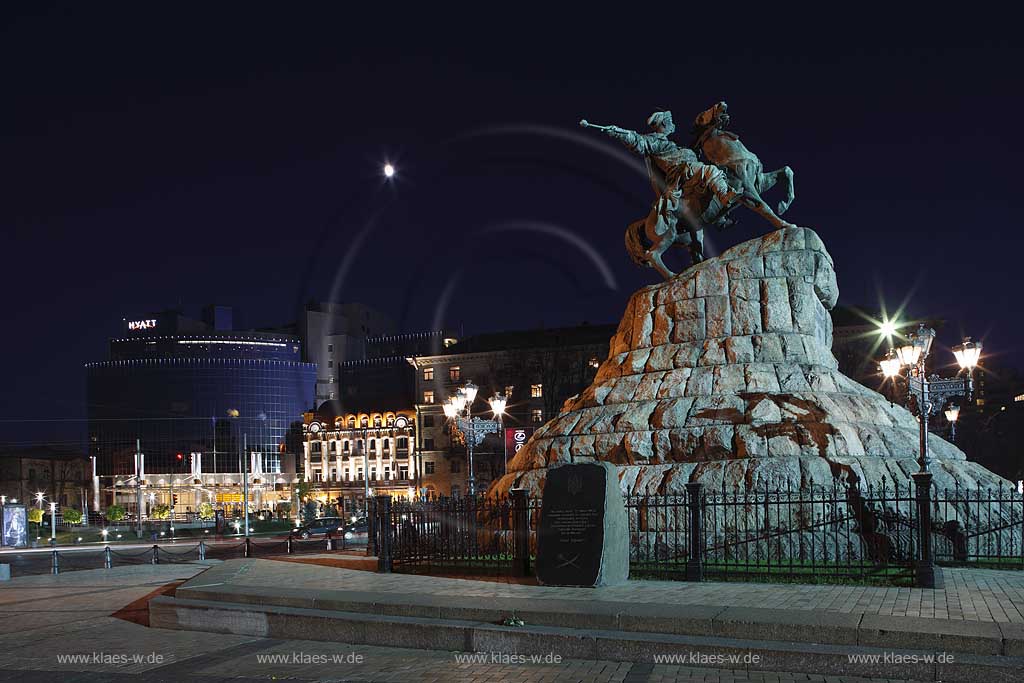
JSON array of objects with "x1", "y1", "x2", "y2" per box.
[
  {"x1": 286, "y1": 534, "x2": 294, "y2": 554},
  {"x1": 510, "y1": 488, "x2": 530, "y2": 577},
  {"x1": 244, "y1": 537, "x2": 252, "y2": 558},
  {"x1": 104, "y1": 545, "x2": 112, "y2": 569},
  {"x1": 51, "y1": 549, "x2": 59, "y2": 575},
  {"x1": 326, "y1": 531, "x2": 333, "y2": 552},
  {"x1": 912, "y1": 472, "x2": 942, "y2": 588},
  {"x1": 151, "y1": 545, "x2": 159, "y2": 565},
  {"x1": 685, "y1": 482, "x2": 704, "y2": 582},
  {"x1": 198, "y1": 540, "x2": 206, "y2": 561},
  {"x1": 366, "y1": 498, "x2": 377, "y2": 557}
]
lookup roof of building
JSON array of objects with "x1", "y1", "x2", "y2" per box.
[
  {"x1": 439, "y1": 323, "x2": 616, "y2": 356},
  {"x1": 0, "y1": 445, "x2": 88, "y2": 461}
]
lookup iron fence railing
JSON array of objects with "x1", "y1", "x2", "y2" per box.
[{"x1": 375, "y1": 475, "x2": 1024, "y2": 586}]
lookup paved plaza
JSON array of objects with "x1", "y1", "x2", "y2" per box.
[{"x1": 3, "y1": 560, "x2": 1023, "y2": 681}]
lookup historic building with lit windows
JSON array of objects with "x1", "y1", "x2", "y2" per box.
[
  {"x1": 301, "y1": 409, "x2": 429, "y2": 511},
  {"x1": 410, "y1": 324, "x2": 614, "y2": 494}
]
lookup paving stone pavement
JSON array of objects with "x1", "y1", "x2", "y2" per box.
[
  {"x1": 0, "y1": 563, "x2": 930, "y2": 682},
  {"x1": 219, "y1": 558, "x2": 1024, "y2": 623}
]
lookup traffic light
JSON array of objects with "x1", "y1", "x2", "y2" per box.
[{"x1": 172, "y1": 494, "x2": 179, "y2": 506}]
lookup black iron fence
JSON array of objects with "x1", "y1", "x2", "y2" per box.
[
  {"x1": 0, "y1": 533, "x2": 348, "y2": 577},
  {"x1": 375, "y1": 473, "x2": 1024, "y2": 586}
]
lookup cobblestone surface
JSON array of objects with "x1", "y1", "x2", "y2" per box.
[
  {"x1": 230, "y1": 558, "x2": 1024, "y2": 622},
  {"x1": 0, "y1": 563, "x2": 1004, "y2": 681}
]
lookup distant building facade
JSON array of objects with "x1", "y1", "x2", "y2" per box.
[
  {"x1": 410, "y1": 324, "x2": 614, "y2": 494},
  {"x1": 86, "y1": 308, "x2": 316, "y2": 516},
  {"x1": 0, "y1": 446, "x2": 91, "y2": 513}
]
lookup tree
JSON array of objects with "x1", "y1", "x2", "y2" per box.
[
  {"x1": 302, "y1": 500, "x2": 318, "y2": 525},
  {"x1": 197, "y1": 502, "x2": 215, "y2": 520},
  {"x1": 27, "y1": 507, "x2": 43, "y2": 536},
  {"x1": 62, "y1": 509, "x2": 83, "y2": 525},
  {"x1": 277, "y1": 501, "x2": 292, "y2": 519},
  {"x1": 150, "y1": 504, "x2": 171, "y2": 520},
  {"x1": 105, "y1": 505, "x2": 125, "y2": 523}
]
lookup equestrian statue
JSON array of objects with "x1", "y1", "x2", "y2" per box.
[{"x1": 580, "y1": 101, "x2": 795, "y2": 280}]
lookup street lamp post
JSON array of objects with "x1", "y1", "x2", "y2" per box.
[
  {"x1": 880, "y1": 325, "x2": 983, "y2": 472},
  {"x1": 443, "y1": 381, "x2": 501, "y2": 496},
  {"x1": 488, "y1": 393, "x2": 508, "y2": 477}
]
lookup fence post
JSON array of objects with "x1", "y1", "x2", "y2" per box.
[
  {"x1": 51, "y1": 549, "x2": 59, "y2": 575},
  {"x1": 511, "y1": 488, "x2": 530, "y2": 577},
  {"x1": 376, "y1": 495, "x2": 392, "y2": 573},
  {"x1": 198, "y1": 540, "x2": 206, "y2": 561},
  {"x1": 151, "y1": 545, "x2": 159, "y2": 565},
  {"x1": 912, "y1": 472, "x2": 942, "y2": 588},
  {"x1": 685, "y1": 482, "x2": 704, "y2": 582},
  {"x1": 366, "y1": 497, "x2": 377, "y2": 557},
  {"x1": 104, "y1": 545, "x2": 112, "y2": 569},
  {"x1": 326, "y1": 531, "x2": 333, "y2": 552},
  {"x1": 244, "y1": 537, "x2": 252, "y2": 558},
  {"x1": 287, "y1": 534, "x2": 294, "y2": 554}
]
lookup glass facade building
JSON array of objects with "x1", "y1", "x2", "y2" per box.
[{"x1": 86, "y1": 312, "x2": 316, "y2": 511}]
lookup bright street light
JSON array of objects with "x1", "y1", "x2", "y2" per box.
[
  {"x1": 878, "y1": 319, "x2": 898, "y2": 339},
  {"x1": 488, "y1": 393, "x2": 507, "y2": 416},
  {"x1": 952, "y1": 337, "x2": 983, "y2": 371},
  {"x1": 383, "y1": 163, "x2": 395, "y2": 178}
]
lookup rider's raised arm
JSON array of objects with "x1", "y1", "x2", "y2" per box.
[{"x1": 603, "y1": 126, "x2": 650, "y2": 155}]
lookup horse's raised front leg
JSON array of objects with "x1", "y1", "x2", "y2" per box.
[
  {"x1": 647, "y1": 246, "x2": 676, "y2": 280},
  {"x1": 738, "y1": 188, "x2": 795, "y2": 231},
  {"x1": 757, "y1": 166, "x2": 795, "y2": 215}
]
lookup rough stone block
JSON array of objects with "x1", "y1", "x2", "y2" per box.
[
  {"x1": 725, "y1": 336, "x2": 754, "y2": 364},
  {"x1": 656, "y1": 368, "x2": 690, "y2": 398},
  {"x1": 760, "y1": 278, "x2": 793, "y2": 332},
  {"x1": 705, "y1": 296, "x2": 731, "y2": 338}
]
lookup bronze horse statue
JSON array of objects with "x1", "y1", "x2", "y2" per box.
[{"x1": 692, "y1": 101, "x2": 795, "y2": 228}]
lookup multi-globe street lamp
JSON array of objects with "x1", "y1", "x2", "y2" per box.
[
  {"x1": 442, "y1": 381, "x2": 506, "y2": 496},
  {"x1": 880, "y1": 324, "x2": 983, "y2": 472}
]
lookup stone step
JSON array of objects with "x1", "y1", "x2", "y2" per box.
[
  {"x1": 150, "y1": 594, "x2": 1024, "y2": 682},
  {"x1": 170, "y1": 579, "x2": 1024, "y2": 658}
]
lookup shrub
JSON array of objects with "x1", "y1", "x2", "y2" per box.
[
  {"x1": 62, "y1": 509, "x2": 83, "y2": 524},
  {"x1": 27, "y1": 508, "x2": 44, "y2": 524},
  {"x1": 150, "y1": 504, "x2": 170, "y2": 520},
  {"x1": 105, "y1": 505, "x2": 126, "y2": 523},
  {"x1": 197, "y1": 502, "x2": 215, "y2": 520}
]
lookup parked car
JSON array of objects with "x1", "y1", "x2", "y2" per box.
[
  {"x1": 295, "y1": 517, "x2": 343, "y2": 539},
  {"x1": 342, "y1": 517, "x2": 368, "y2": 541}
]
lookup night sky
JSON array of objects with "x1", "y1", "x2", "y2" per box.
[{"x1": 3, "y1": 7, "x2": 1022, "y2": 447}]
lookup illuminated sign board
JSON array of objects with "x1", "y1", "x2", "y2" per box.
[
  {"x1": 505, "y1": 427, "x2": 534, "y2": 457},
  {"x1": 127, "y1": 319, "x2": 157, "y2": 331},
  {"x1": 2, "y1": 504, "x2": 27, "y2": 548}
]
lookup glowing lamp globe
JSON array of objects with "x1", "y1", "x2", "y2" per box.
[
  {"x1": 488, "y1": 393, "x2": 508, "y2": 416},
  {"x1": 952, "y1": 337, "x2": 982, "y2": 371},
  {"x1": 944, "y1": 406, "x2": 961, "y2": 423},
  {"x1": 880, "y1": 351, "x2": 902, "y2": 379},
  {"x1": 461, "y1": 381, "x2": 479, "y2": 404}
]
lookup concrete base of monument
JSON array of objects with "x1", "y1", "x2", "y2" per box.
[{"x1": 151, "y1": 559, "x2": 1024, "y2": 681}]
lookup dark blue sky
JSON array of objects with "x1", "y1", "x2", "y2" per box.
[{"x1": 2, "y1": 7, "x2": 1022, "y2": 446}]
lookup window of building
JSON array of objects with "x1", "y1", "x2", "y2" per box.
[
  {"x1": 357, "y1": 469, "x2": 364, "y2": 480},
  {"x1": 531, "y1": 383, "x2": 543, "y2": 398},
  {"x1": 327, "y1": 343, "x2": 334, "y2": 352},
  {"x1": 532, "y1": 409, "x2": 544, "y2": 423},
  {"x1": 424, "y1": 461, "x2": 435, "y2": 474},
  {"x1": 329, "y1": 392, "x2": 335, "y2": 400},
  {"x1": 423, "y1": 438, "x2": 435, "y2": 450},
  {"x1": 450, "y1": 459, "x2": 461, "y2": 473},
  {"x1": 387, "y1": 415, "x2": 395, "y2": 426},
  {"x1": 328, "y1": 360, "x2": 334, "y2": 368},
  {"x1": 383, "y1": 467, "x2": 390, "y2": 480},
  {"x1": 505, "y1": 385, "x2": 514, "y2": 398},
  {"x1": 360, "y1": 416, "x2": 369, "y2": 428},
  {"x1": 263, "y1": 453, "x2": 281, "y2": 473},
  {"x1": 343, "y1": 440, "x2": 350, "y2": 453},
  {"x1": 314, "y1": 471, "x2": 323, "y2": 482},
  {"x1": 311, "y1": 441, "x2": 321, "y2": 453},
  {"x1": 449, "y1": 366, "x2": 461, "y2": 381},
  {"x1": 356, "y1": 439, "x2": 364, "y2": 453},
  {"x1": 370, "y1": 468, "x2": 377, "y2": 481},
  {"x1": 344, "y1": 469, "x2": 350, "y2": 481},
  {"x1": 423, "y1": 390, "x2": 434, "y2": 404},
  {"x1": 396, "y1": 436, "x2": 408, "y2": 451},
  {"x1": 399, "y1": 465, "x2": 409, "y2": 479},
  {"x1": 382, "y1": 438, "x2": 390, "y2": 452},
  {"x1": 368, "y1": 438, "x2": 376, "y2": 453},
  {"x1": 423, "y1": 367, "x2": 434, "y2": 381},
  {"x1": 423, "y1": 415, "x2": 435, "y2": 428},
  {"x1": 348, "y1": 417, "x2": 356, "y2": 428},
  {"x1": 373, "y1": 415, "x2": 382, "y2": 427}
]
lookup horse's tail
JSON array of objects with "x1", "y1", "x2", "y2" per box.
[{"x1": 624, "y1": 219, "x2": 649, "y2": 268}]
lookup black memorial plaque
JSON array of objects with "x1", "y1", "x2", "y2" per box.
[{"x1": 536, "y1": 463, "x2": 606, "y2": 586}]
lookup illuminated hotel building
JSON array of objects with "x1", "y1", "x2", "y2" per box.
[
  {"x1": 301, "y1": 409, "x2": 424, "y2": 511},
  {"x1": 86, "y1": 307, "x2": 316, "y2": 516}
]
